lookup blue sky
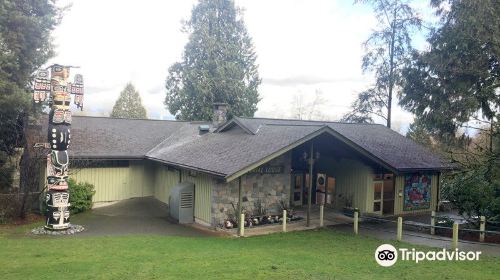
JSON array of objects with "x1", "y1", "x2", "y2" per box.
[{"x1": 48, "y1": 0, "x2": 437, "y2": 134}]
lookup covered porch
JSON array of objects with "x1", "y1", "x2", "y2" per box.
[
  {"x1": 287, "y1": 131, "x2": 404, "y2": 218},
  {"x1": 227, "y1": 128, "x2": 440, "y2": 231}
]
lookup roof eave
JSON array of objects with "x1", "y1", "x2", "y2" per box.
[
  {"x1": 145, "y1": 156, "x2": 227, "y2": 178},
  {"x1": 70, "y1": 155, "x2": 144, "y2": 160},
  {"x1": 397, "y1": 166, "x2": 456, "y2": 173}
]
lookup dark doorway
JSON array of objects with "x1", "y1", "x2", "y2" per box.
[{"x1": 382, "y1": 174, "x2": 395, "y2": 215}]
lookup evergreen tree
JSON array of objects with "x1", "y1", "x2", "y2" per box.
[
  {"x1": 400, "y1": 0, "x2": 500, "y2": 222},
  {"x1": 400, "y1": 0, "x2": 499, "y2": 137},
  {"x1": 165, "y1": 0, "x2": 261, "y2": 121},
  {"x1": 111, "y1": 83, "x2": 147, "y2": 119},
  {"x1": 342, "y1": 0, "x2": 421, "y2": 128},
  {"x1": 0, "y1": 0, "x2": 61, "y2": 155},
  {"x1": 406, "y1": 120, "x2": 433, "y2": 148},
  {"x1": 0, "y1": 0, "x2": 61, "y2": 191}
]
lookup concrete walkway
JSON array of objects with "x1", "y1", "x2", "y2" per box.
[
  {"x1": 330, "y1": 223, "x2": 500, "y2": 257},
  {"x1": 71, "y1": 197, "x2": 216, "y2": 237}
]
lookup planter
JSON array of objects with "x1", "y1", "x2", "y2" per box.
[{"x1": 342, "y1": 207, "x2": 357, "y2": 217}]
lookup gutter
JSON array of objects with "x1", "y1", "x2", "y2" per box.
[{"x1": 145, "y1": 156, "x2": 227, "y2": 178}]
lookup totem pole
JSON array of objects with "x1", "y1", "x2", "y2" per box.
[{"x1": 33, "y1": 64, "x2": 84, "y2": 230}]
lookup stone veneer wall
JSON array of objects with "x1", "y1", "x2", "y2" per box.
[{"x1": 211, "y1": 153, "x2": 292, "y2": 226}]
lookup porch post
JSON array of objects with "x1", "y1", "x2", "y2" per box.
[{"x1": 307, "y1": 142, "x2": 314, "y2": 227}]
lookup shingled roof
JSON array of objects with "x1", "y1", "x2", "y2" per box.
[
  {"x1": 230, "y1": 117, "x2": 449, "y2": 172},
  {"x1": 64, "y1": 115, "x2": 450, "y2": 180},
  {"x1": 50, "y1": 116, "x2": 187, "y2": 159}
]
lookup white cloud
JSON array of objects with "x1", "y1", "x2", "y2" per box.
[{"x1": 48, "y1": 0, "x2": 428, "y2": 130}]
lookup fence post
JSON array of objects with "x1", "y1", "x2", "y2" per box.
[
  {"x1": 239, "y1": 213, "x2": 245, "y2": 237},
  {"x1": 319, "y1": 205, "x2": 324, "y2": 227},
  {"x1": 283, "y1": 210, "x2": 287, "y2": 232},
  {"x1": 479, "y1": 216, "x2": 485, "y2": 242},
  {"x1": 452, "y1": 223, "x2": 459, "y2": 250},
  {"x1": 430, "y1": 211, "x2": 436, "y2": 235},
  {"x1": 354, "y1": 210, "x2": 359, "y2": 235},
  {"x1": 397, "y1": 217, "x2": 403, "y2": 241}
]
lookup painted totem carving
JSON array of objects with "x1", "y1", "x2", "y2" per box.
[{"x1": 33, "y1": 64, "x2": 84, "y2": 230}]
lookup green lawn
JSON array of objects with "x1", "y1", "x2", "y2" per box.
[{"x1": 0, "y1": 225, "x2": 498, "y2": 280}]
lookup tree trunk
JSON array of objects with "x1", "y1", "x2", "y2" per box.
[{"x1": 387, "y1": 10, "x2": 397, "y2": 129}]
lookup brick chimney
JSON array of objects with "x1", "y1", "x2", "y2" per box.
[{"x1": 212, "y1": 103, "x2": 228, "y2": 128}]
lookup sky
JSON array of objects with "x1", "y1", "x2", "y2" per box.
[{"x1": 47, "y1": 0, "x2": 436, "y2": 134}]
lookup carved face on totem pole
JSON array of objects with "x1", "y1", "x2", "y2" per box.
[{"x1": 49, "y1": 108, "x2": 72, "y2": 125}]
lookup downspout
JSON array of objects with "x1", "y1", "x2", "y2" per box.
[{"x1": 436, "y1": 172, "x2": 441, "y2": 212}]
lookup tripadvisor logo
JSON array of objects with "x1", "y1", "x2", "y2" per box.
[{"x1": 375, "y1": 244, "x2": 482, "y2": 267}]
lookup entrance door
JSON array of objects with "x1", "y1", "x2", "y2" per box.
[
  {"x1": 315, "y1": 174, "x2": 335, "y2": 207},
  {"x1": 382, "y1": 174, "x2": 394, "y2": 215},
  {"x1": 326, "y1": 176, "x2": 335, "y2": 207},
  {"x1": 373, "y1": 180, "x2": 383, "y2": 214},
  {"x1": 372, "y1": 174, "x2": 395, "y2": 215},
  {"x1": 292, "y1": 173, "x2": 303, "y2": 206}
]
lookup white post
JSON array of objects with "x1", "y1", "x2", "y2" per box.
[
  {"x1": 452, "y1": 223, "x2": 459, "y2": 250},
  {"x1": 479, "y1": 216, "x2": 485, "y2": 242},
  {"x1": 430, "y1": 211, "x2": 436, "y2": 235},
  {"x1": 239, "y1": 213, "x2": 245, "y2": 237},
  {"x1": 397, "y1": 217, "x2": 403, "y2": 241},
  {"x1": 283, "y1": 210, "x2": 287, "y2": 232},
  {"x1": 354, "y1": 211, "x2": 359, "y2": 235},
  {"x1": 319, "y1": 205, "x2": 324, "y2": 227}
]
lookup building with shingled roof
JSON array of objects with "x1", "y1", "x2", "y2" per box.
[{"x1": 30, "y1": 104, "x2": 452, "y2": 227}]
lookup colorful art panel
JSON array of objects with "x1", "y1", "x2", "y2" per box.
[{"x1": 403, "y1": 174, "x2": 432, "y2": 211}]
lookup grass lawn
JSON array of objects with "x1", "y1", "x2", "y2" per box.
[{"x1": 0, "y1": 224, "x2": 498, "y2": 280}]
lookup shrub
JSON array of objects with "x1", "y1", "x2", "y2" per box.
[
  {"x1": 68, "y1": 179, "x2": 95, "y2": 214},
  {"x1": 0, "y1": 166, "x2": 14, "y2": 192},
  {"x1": 0, "y1": 195, "x2": 21, "y2": 224}
]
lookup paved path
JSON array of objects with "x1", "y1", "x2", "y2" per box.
[
  {"x1": 71, "y1": 197, "x2": 215, "y2": 237},
  {"x1": 330, "y1": 223, "x2": 500, "y2": 257}
]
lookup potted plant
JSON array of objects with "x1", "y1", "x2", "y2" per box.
[
  {"x1": 279, "y1": 199, "x2": 294, "y2": 219},
  {"x1": 341, "y1": 194, "x2": 357, "y2": 217}
]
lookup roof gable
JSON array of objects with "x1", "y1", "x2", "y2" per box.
[{"x1": 214, "y1": 117, "x2": 255, "y2": 134}]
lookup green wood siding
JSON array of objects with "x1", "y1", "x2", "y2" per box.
[
  {"x1": 71, "y1": 160, "x2": 154, "y2": 203},
  {"x1": 394, "y1": 174, "x2": 438, "y2": 215},
  {"x1": 181, "y1": 171, "x2": 213, "y2": 224},
  {"x1": 152, "y1": 164, "x2": 179, "y2": 204},
  {"x1": 317, "y1": 157, "x2": 372, "y2": 212},
  {"x1": 72, "y1": 166, "x2": 130, "y2": 202}
]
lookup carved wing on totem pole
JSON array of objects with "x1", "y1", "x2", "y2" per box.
[
  {"x1": 33, "y1": 69, "x2": 51, "y2": 103},
  {"x1": 70, "y1": 74, "x2": 84, "y2": 110},
  {"x1": 32, "y1": 64, "x2": 84, "y2": 230}
]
